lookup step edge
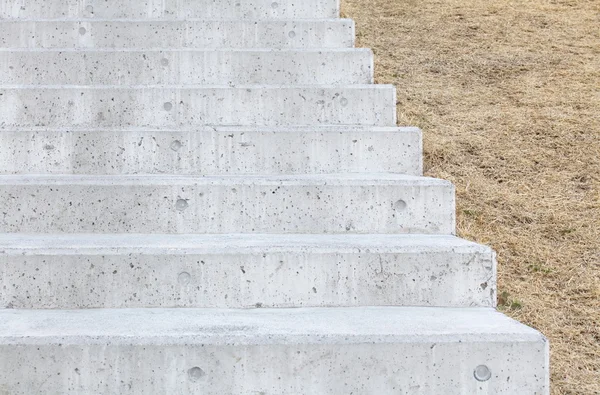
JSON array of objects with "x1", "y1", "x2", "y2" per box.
[
  {"x1": 0, "y1": 126, "x2": 421, "y2": 133},
  {"x1": 0, "y1": 234, "x2": 489, "y2": 255},
  {"x1": 0, "y1": 173, "x2": 453, "y2": 186}
]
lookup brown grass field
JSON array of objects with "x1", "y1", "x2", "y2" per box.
[{"x1": 342, "y1": 0, "x2": 600, "y2": 393}]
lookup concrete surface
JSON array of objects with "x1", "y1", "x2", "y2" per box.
[
  {"x1": 0, "y1": 20, "x2": 355, "y2": 49},
  {"x1": 0, "y1": 0, "x2": 550, "y2": 392},
  {"x1": 0, "y1": 0, "x2": 340, "y2": 20},
  {"x1": 0, "y1": 85, "x2": 397, "y2": 127},
  {"x1": 0, "y1": 49, "x2": 373, "y2": 85},
  {"x1": 0, "y1": 307, "x2": 549, "y2": 394},
  {"x1": 0, "y1": 234, "x2": 495, "y2": 308},
  {"x1": 0, "y1": 174, "x2": 455, "y2": 234},
  {"x1": 0, "y1": 126, "x2": 422, "y2": 175}
]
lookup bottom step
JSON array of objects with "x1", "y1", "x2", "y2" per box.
[{"x1": 0, "y1": 307, "x2": 548, "y2": 394}]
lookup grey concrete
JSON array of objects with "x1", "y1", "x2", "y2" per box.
[
  {"x1": 0, "y1": 20, "x2": 355, "y2": 49},
  {"x1": 0, "y1": 127, "x2": 422, "y2": 175},
  {"x1": 0, "y1": 49, "x2": 373, "y2": 85},
  {"x1": 0, "y1": 86, "x2": 397, "y2": 127},
  {"x1": 0, "y1": 0, "x2": 550, "y2": 391},
  {"x1": 0, "y1": 307, "x2": 549, "y2": 394},
  {"x1": 0, "y1": 0, "x2": 340, "y2": 20},
  {"x1": 0, "y1": 234, "x2": 495, "y2": 309},
  {"x1": 0, "y1": 174, "x2": 455, "y2": 234}
]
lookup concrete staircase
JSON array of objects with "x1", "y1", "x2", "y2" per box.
[{"x1": 0, "y1": 0, "x2": 549, "y2": 393}]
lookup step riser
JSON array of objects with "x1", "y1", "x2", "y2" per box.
[
  {"x1": 0, "y1": 87, "x2": 396, "y2": 127},
  {"x1": 0, "y1": 0, "x2": 339, "y2": 20},
  {"x1": 0, "y1": 248, "x2": 494, "y2": 309},
  {"x1": 0, "y1": 128, "x2": 421, "y2": 175},
  {"x1": 0, "y1": 179, "x2": 455, "y2": 234},
  {"x1": 0, "y1": 341, "x2": 548, "y2": 394},
  {"x1": 0, "y1": 20, "x2": 355, "y2": 49},
  {"x1": 0, "y1": 50, "x2": 373, "y2": 85}
]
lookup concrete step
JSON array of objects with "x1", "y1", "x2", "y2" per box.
[
  {"x1": 0, "y1": 20, "x2": 355, "y2": 49},
  {"x1": 0, "y1": 85, "x2": 396, "y2": 127},
  {"x1": 0, "y1": 126, "x2": 422, "y2": 176},
  {"x1": 0, "y1": 234, "x2": 494, "y2": 309},
  {"x1": 0, "y1": 307, "x2": 550, "y2": 394},
  {"x1": 0, "y1": 0, "x2": 339, "y2": 20},
  {"x1": 0, "y1": 49, "x2": 373, "y2": 85},
  {"x1": 0, "y1": 174, "x2": 454, "y2": 234}
]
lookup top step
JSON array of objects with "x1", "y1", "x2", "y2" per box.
[{"x1": 0, "y1": 0, "x2": 340, "y2": 20}]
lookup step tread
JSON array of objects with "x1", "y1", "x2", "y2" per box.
[
  {"x1": 0, "y1": 18, "x2": 351, "y2": 23},
  {"x1": 0, "y1": 307, "x2": 544, "y2": 345},
  {"x1": 0, "y1": 19, "x2": 355, "y2": 50},
  {"x1": 0, "y1": 233, "x2": 492, "y2": 309},
  {"x1": 0, "y1": 233, "x2": 485, "y2": 254},
  {"x1": 0, "y1": 0, "x2": 340, "y2": 20},
  {"x1": 1, "y1": 48, "x2": 374, "y2": 85},
  {"x1": 0, "y1": 85, "x2": 397, "y2": 127},
  {"x1": 0, "y1": 126, "x2": 422, "y2": 176},
  {"x1": 0, "y1": 84, "x2": 391, "y2": 88},
  {"x1": 0, "y1": 125, "x2": 419, "y2": 132},
  {"x1": 0, "y1": 173, "x2": 450, "y2": 186},
  {"x1": 0, "y1": 173, "x2": 454, "y2": 234},
  {"x1": 1, "y1": 18, "x2": 344, "y2": 22},
  {"x1": 0, "y1": 48, "x2": 370, "y2": 53}
]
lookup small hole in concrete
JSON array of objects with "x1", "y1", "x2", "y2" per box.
[
  {"x1": 188, "y1": 367, "x2": 206, "y2": 382},
  {"x1": 271, "y1": 2, "x2": 279, "y2": 9},
  {"x1": 163, "y1": 102, "x2": 173, "y2": 111},
  {"x1": 85, "y1": 5, "x2": 94, "y2": 13},
  {"x1": 176, "y1": 199, "x2": 189, "y2": 211},
  {"x1": 474, "y1": 365, "x2": 492, "y2": 382},
  {"x1": 178, "y1": 272, "x2": 191, "y2": 285},
  {"x1": 161, "y1": 58, "x2": 169, "y2": 66},
  {"x1": 79, "y1": 27, "x2": 87, "y2": 35},
  {"x1": 170, "y1": 140, "x2": 182, "y2": 152},
  {"x1": 340, "y1": 97, "x2": 349, "y2": 107},
  {"x1": 288, "y1": 31, "x2": 296, "y2": 38},
  {"x1": 394, "y1": 199, "x2": 407, "y2": 211}
]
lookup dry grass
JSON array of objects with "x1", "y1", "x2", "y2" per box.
[{"x1": 342, "y1": 0, "x2": 600, "y2": 393}]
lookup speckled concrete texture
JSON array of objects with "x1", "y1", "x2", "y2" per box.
[
  {"x1": 0, "y1": 49, "x2": 373, "y2": 85},
  {"x1": 0, "y1": 85, "x2": 396, "y2": 127},
  {"x1": 0, "y1": 307, "x2": 549, "y2": 394},
  {"x1": 0, "y1": 174, "x2": 455, "y2": 234},
  {"x1": 0, "y1": 127, "x2": 422, "y2": 175},
  {"x1": 0, "y1": 0, "x2": 340, "y2": 20},
  {"x1": 0, "y1": 234, "x2": 495, "y2": 309},
  {"x1": 0, "y1": 20, "x2": 355, "y2": 49},
  {"x1": 0, "y1": 0, "x2": 550, "y2": 392}
]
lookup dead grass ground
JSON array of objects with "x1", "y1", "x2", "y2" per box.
[{"x1": 342, "y1": 0, "x2": 600, "y2": 393}]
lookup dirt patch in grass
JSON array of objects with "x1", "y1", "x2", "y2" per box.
[{"x1": 342, "y1": 0, "x2": 600, "y2": 393}]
